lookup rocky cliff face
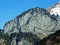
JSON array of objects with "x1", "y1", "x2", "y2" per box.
[
  {"x1": 4, "y1": 7, "x2": 60, "y2": 39},
  {"x1": 34, "y1": 30, "x2": 60, "y2": 45},
  {"x1": 0, "y1": 29, "x2": 60, "y2": 45},
  {"x1": 0, "y1": 1, "x2": 60, "y2": 45},
  {"x1": 0, "y1": 29, "x2": 11, "y2": 45}
]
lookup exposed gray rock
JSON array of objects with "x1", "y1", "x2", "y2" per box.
[
  {"x1": 18, "y1": 39, "x2": 32, "y2": 45},
  {"x1": 0, "y1": 39, "x2": 6, "y2": 45},
  {"x1": 3, "y1": 7, "x2": 60, "y2": 39},
  {"x1": 11, "y1": 37, "x2": 17, "y2": 45}
]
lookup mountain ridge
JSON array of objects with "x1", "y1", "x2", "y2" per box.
[
  {"x1": 0, "y1": 1, "x2": 60, "y2": 45},
  {"x1": 3, "y1": 7, "x2": 60, "y2": 40}
]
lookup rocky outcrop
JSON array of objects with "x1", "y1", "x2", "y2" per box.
[
  {"x1": 10, "y1": 31, "x2": 40, "y2": 45},
  {"x1": 0, "y1": 1, "x2": 60, "y2": 45},
  {"x1": 0, "y1": 30, "x2": 11, "y2": 45},
  {"x1": 35, "y1": 30, "x2": 60, "y2": 45},
  {"x1": 18, "y1": 39, "x2": 32, "y2": 45},
  {"x1": 4, "y1": 7, "x2": 60, "y2": 39},
  {"x1": 0, "y1": 39, "x2": 6, "y2": 45},
  {"x1": 0, "y1": 29, "x2": 60, "y2": 45}
]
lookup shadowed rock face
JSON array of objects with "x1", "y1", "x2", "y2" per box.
[
  {"x1": 0, "y1": 29, "x2": 11, "y2": 45},
  {"x1": 0, "y1": 29, "x2": 60, "y2": 45},
  {"x1": 3, "y1": 7, "x2": 60, "y2": 39},
  {"x1": 35, "y1": 30, "x2": 60, "y2": 45}
]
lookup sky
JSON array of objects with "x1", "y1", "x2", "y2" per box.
[{"x1": 0, "y1": 0, "x2": 59, "y2": 29}]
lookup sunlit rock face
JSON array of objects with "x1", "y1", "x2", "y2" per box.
[
  {"x1": 18, "y1": 39, "x2": 32, "y2": 45},
  {"x1": 11, "y1": 37, "x2": 16, "y2": 45},
  {"x1": 4, "y1": 7, "x2": 60, "y2": 39},
  {"x1": 4, "y1": 20, "x2": 19, "y2": 35},
  {"x1": 0, "y1": 39, "x2": 6, "y2": 45}
]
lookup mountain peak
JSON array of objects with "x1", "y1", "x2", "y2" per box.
[
  {"x1": 3, "y1": 7, "x2": 60, "y2": 39},
  {"x1": 16, "y1": 7, "x2": 47, "y2": 19},
  {"x1": 47, "y1": 1, "x2": 60, "y2": 16}
]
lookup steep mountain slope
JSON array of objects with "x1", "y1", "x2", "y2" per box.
[
  {"x1": 4, "y1": 7, "x2": 60, "y2": 39},
  {"x1": 0, "y1": 29, "x2": 11, "y2": 45},
  {"x1": 34, "y1": 30, "x2": 60, "y2": 45},
  {"x1": 0, "y1": 1, "x2": 60, "y2": 45},
  {"x1": 0, "y1": 29, "x2": 60, "y2": 45}
]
